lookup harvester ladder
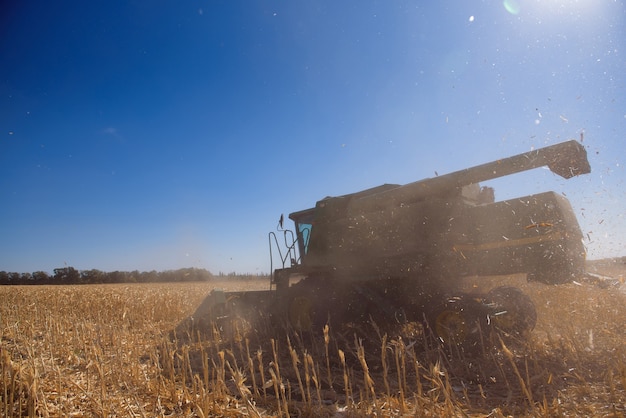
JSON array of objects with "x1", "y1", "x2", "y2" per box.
[{"x1": 268, "y1": 229, "x2": 300, "y2": 290}]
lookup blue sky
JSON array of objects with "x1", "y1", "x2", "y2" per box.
[{"x1": 1, "y1": 1, "x2": 625, "y2": 275}]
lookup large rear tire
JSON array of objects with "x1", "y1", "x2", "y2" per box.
[
  {"x1": 434, "y1": 308, "x2": 467, "y2": 344},
  {"x1": 428, "y1": 295, "x2": 491, "y2": 353},
  {"x1": 487, "y1": 286, "x2": 537, "y2": 336}
]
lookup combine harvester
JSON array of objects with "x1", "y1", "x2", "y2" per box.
[{"x1": 180, "y1": 140, "x2": 590, "y2": 347}]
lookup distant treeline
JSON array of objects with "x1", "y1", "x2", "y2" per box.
[{"x1": 0, "y1": 266, "x2": 216, "y2": 285}]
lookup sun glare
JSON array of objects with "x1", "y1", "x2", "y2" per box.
[
  {"x1": 504, "y1": 0, "x2": 606, "y2": 21},
  {"x1": 503, "y1": 0, "x2": 521, "y2": 15}
]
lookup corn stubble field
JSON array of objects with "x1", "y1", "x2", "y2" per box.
[{"x1": 1, "y1": 262, "x2": 625, "y2": 417}]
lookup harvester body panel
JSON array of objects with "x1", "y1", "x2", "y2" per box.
[{"x1": 288, "y1": 140, "x2": 589, "y2": 286}]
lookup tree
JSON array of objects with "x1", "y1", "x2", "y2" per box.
[
  {"x1": 53, "y1": 267, "x2": 80, "y2": 284},
  {"x1": 80, "y1": 269, "x2": 104, "y2": 284},
  {"x1": 9, "y1": 272, "x2": 21, "y2": 284},
  {"x1": 20, "y1": 272, "x2": 33, "y2": 283},
  {"x1": 106, "y1": 270, "x2": 128, "y2": 283},
  {"x1": 140, "y1": 270, "x2": 158, "y2": 283},
  {"x1": 32, "y1": 271, "x2": 51, "y2": 283}
]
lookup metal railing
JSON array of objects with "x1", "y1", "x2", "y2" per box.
[{"x1": 268, "y1": 228, "x2": 299, "y2": 291}]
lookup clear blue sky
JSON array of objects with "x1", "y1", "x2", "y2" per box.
[{"x1": 1, "y1": 1, "x2": 625, "y2": 275}]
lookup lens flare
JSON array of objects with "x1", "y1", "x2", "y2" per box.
[{"x1": 503, "y1": 0, "x2": 521, "y2": 15}]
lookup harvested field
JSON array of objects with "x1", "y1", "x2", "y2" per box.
[{"x1": 1, "y1": 262, "x2": 625, "y2": 417}]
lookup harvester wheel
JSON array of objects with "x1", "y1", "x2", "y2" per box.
[
  {"x1": 288, "y1": 296, "x2": 313, "y2": 330},
  {"x1": 487, "y1": 286, "x2": 537, "y2": 336},
  {"x1": 434, "y1": 309, "x2": 467, "y2": 344}
]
